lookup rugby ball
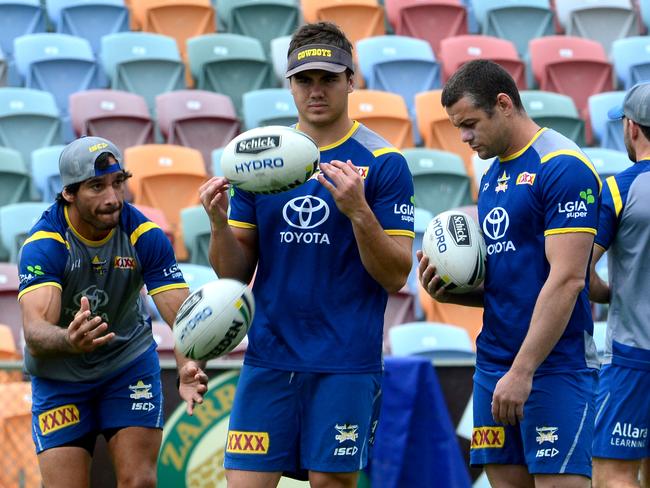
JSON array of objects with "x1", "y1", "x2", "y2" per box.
[
  {"x1": 173, "y1": 279, "x2": 255, "y2": 361},
  {"x1": 421, "y1": 210, "x2": 486, "y2": 294},
  {"x1": 221, "y1": 125, "x2": 319, "y2": 194}
]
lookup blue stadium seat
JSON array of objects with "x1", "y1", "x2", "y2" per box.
[
  {"x1": 187, "y1": 33, "x2": 272, "y2": 112},
  {"x1": 520, "y1": 90, "x2": 585, "y2": 146},
  {"x1": 641, "y1": 0, "x2": 650, "y2": 33},
  {"x1": 612, "y1": 36, "x2": 650, "y2": 90},
  {"x1": 356, "y1": 35, "x2": 440, "y2": 120},
  {"x1": 30, "y1": 145, "x2": 64, "y2": 202},
  {"x1": 0, "y1": 0, "x2": 45, "y2": 86},
  {"x1": 47, "y1": 0, "x2": 129, "y2": 54},
  {"x1": 101, "y1": 32, "x2": 185, "y2": 112},
  {"x1": 180, "y1": 205, "x2": 211, "y2": 267},
  {"x1": 178, "y1": 262, "x2": 217, "y2": 290},
  {"x1": 0, "y1": 47, "x2": 6, "y2": 87},
  {"x1": 211, "y1": 147, "x2": 224, "y2": 177},
  {"x1": 581, "y1": 147, "x2": 632, "y2": 178},
  {"x1": 0, "y1": 87, "x2": 61, "y2": 164},
  {"x1": 270, "y1": 35, "x2": 291, "y2": 86},
  {"x1": 0, "y1": 146, "x2": 30, "y2": 207},
  {"x1": 588, "y1": 91, "x2": 626, "y2": 151},
  {"x1": 389, "y1": 321, "x2": 475, "y2": 359},
  {"x1": 242, "y1": 88, "x2": 297, "y2": 130},
  {"x1": 0, "y1": 201, "x2": 50, "y2": 263},
  {"x1": 472, "y1": 0, "x2": 553, "y2": 57}
]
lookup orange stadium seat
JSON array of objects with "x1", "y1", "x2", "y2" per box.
[
  {"x1": 301, "y1": 0, "x2": 385, "y2": 45},
  {"x1": 529, "y1": 35, "x2": 613, "y2": 117},
  {"x1": 348, "y1": 89, "x2": 413, "y2": 148},
  {"x1": 439, "y1": 34, "x2": 527, "y2": 88},
  {"x1": 124, "y1": 144, "x2": 208, "y2": 260},
  {"x1": 0, "y1": 324, "x2": 18, "y2": 360},
  {"x1": 384, "y1": 0, "x2": 468, "y2": 55}
]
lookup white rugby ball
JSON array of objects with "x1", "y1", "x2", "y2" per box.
[
  {"x1": 173, "y1": 279, "x2": 255, "y2": 361},
  {"x1": 221, "y1": 125, "x2": 319, "y2": 194},
  {"x1": 422, "y1": 210, "x2": 486, "y2": 294}
]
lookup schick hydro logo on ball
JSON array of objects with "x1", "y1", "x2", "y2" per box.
[{"x1": 235, "y1": 136, "x2": 281, "y2": 154}]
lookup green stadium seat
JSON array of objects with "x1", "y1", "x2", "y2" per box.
[
  {"x1": 520, "y1": 90, "x2": 585, "y2": 146},
  {"x1": 180, "y1": 205, "x2": 211, "y2": 267}
]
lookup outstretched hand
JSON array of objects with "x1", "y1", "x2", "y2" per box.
[
  {"x1": 178, "y1": 361, "x2": 209, "y2": 415},
  {"x1": 66, "y1": 296, "x2": 115, "y2": 353}
]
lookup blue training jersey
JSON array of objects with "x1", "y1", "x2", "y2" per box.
[
  {"x1": 477, "y1": 128, "x2": 601, "y2": 373},
  {"x1": 595, "y1": 159, "x2": 650, "y2": 370},
  {"x1": 228, "y1": 121, "x2": 415, "y2": 373}
]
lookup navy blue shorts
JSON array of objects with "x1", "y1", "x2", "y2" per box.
[
  {"x1": 31, "y1": 343, "x2": 163, "y2": 453},
  {"x1": 224, "y1": 364, "x2": 382, "y2": 473}
]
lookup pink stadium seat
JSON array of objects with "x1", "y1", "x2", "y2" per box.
[
  {"x1": 385, "y1": 0, "x2": 467, "y2": 54},
  {"x1": 439, "y1": 35, "x2": 527, "y2": 89},
  {"x1": 69, "y1": 89, "x2": 154, "y2": 152},
  {"x1": 0, "y1": 262, "x2": 21, "y2": 352},
  {"x1": 133, "y1": 204, "x2": 175, "y2": 246},
  {"x1": 155, "y1": 90, "x2": 240, "y2": 173},
  {"x1": 151, "y1": 320, "x2": 175, "y2": 359},
  {"x1": 529, "y1": 36, "x2": 613, "y2": 116}
]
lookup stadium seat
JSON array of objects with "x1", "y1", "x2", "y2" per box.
[
  {"x1": 612, "y1": 36, "x2": 650, "y2": 89},
  {"x1": 588, "y1": 91, "x2": 626, "y2": 151},
  {"x1": 270, "y1": 35, "x2": 291, "y2": 86},
  {"x1": 384, "y1": 0, "x2": 468, "y2": 55},
  {"x1": 528, "y1": 36, "x2": 613, "y2": 116},
  {"x1": 402, "y1": 148, "x2": 473, "y2": 216},
  {"x1": 0, "y1": 48, "x2": 7, "y2": 87},
  {"x1": 348, "y1": 90, "x2": 413, "y2": 148},
  {"x1": 187, "y1": 33, "x2": 272, "y2": 113},
  {"x1": 0, "y1": 323, "x2": 18, "y2": 360},
  {"x1": 406, "y1": 206, "x2": 433, "y2": 319},
  {"x1": 46, "y1": 0, "x2": 130, "y2": 54},
  {"x1": 439, "y1": 35, "x2": 526, "y2": 88},
  {"x1": 554, "y1": 0, "x2": 638, "y2": 54},
  {"x1": 101, "y1": 32, "x2": 186, "y2": 112},
  {"x1": 641, "y1": 0, "x2": 650, "y2": 33},
  {"x1": 156, "y1": 90, "x2": 239, "y2": 171},
  {"x1": 218, "y1": 0, "x2": 299, "y2": 54},
  {"x1": 133, "y1": 204, "x2": 174, "y2": 245},
  {"x1": 0, "y1": 262, "x2": 21, "y2": 345},
  {"x1": 180, "y1": 205, "x2": 211, "y2": 266},
  {"x1": 414, "y1": 89, "x2": 474, "y2": 171},
  {"x1": 472, "y1": 0, "x2": 554, "y2": 57},
  {"x1": 356, "y1": 35, "x2": 441, "y2": 119},
  {"x1": 242, "y1": 88, "x2": 297, "y2": 130},
  {"x1": 301, "y1": 0, "x2": 385, "y2": 45},
  {"x1": 471, "y1": 153, "x2": 494, "y2": 189},
  {"x1": 151, "y1": 320, "x2": 175, "y2": 357},
  {"x1": 388, "y1": 321, "x2": 475, "y2": 359},
  {"x1": 124, "y1": 144, "x2": 208, "y2": 259},
  {"x1": 211, "y1": 147, "x2": 224, "y2": 176},
  {"x1": 520, "y1": 90, "x2": 585, "y2": 146},
  {"x1": 30, "y1": 145, "x2": 64, "y2": 203},
  {"x1": 0, "y1": 147, "x2": 30, "y2": 207},
  {"x1": 0, "y1": 202, "x2": 50, "y2": 263},
  {"x1": 0, "y1": 0, "x2": 45, "y2": 86},
  {"x1": 178, "y1": 262, "x2": 217, "y2": 290},
  {"x1": 0, "y1": 87, "x2": 61, "y2": 164},
  {"x1": 581, "y1": 147, "x2": 632, "y2": 178},
  {"x1": 69, "y1": 89, "x2": 154, "y2": 151}
]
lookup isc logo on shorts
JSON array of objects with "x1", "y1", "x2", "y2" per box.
[
  {"x1": 38, "y1": 404, "x2": 80, "y2": 435},
  {"x1": 471, "y1": 426, "x2": 505, "y2": 449},
  {"x1": 226, "y1": 430, "x2": 269, "y2": 454}
]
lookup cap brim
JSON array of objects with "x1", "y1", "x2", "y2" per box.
[
  {"x1": 285, "y1": 62, "x2": 348, "y2": 78},
  {"x1": 607, "y1": 105, "x2": 625, "y2": 120}
]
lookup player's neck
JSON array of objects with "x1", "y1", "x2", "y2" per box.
[
  {"x1": 64, "y1": 205, "x2": 112, "y2": 242},
  {"x1": 297, "y1": 116, "x2": 355, "y2": 149},
  {"x1": 500, "y1": 117, "x2": 542, "y2": 160}
]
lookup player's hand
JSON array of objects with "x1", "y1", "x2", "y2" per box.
[
  {"x1": 317, "y1": 160, "x2": 368, "y2": 219},
  {"x1": 66, "y1": 296, "x2": 115, "y2": 353},
  {"x1": 178, "y1": 361, "x2": 209, "y2": 415},
  {"x1": 491, "y1": 369, "x2": 533, "y2": 426},
  {"x1": 417, "y1": 250, "x2": 452, "y2": 303},
  {"x1": 199, "y1": 176, "x2": 230, "y2": 230}
]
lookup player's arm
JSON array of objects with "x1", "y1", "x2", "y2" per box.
[
  {"x1": 20, "y1": 286, "x2": 115, "y2": 357},
  {"x1": 588, "y1": 244, "x2": 609, "y2": 303},
  {"x1": 199, "y1": 176, "x2": 258, "y2": 283},
  {"x1": 417, "y1": 250, "x2": 484, "y2": 307}
]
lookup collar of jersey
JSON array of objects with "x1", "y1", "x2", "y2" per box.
[
  {"x1": 64, "y1": 206, "x2": 116, "y2": 247},
  {"x1": 500, "y1": 127, "x2": 547, "y2": 162},
  {"x1": 296, "y1": 120, "x2": 359, "y2": 152}
]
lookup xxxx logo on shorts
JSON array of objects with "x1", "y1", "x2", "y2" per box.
[
  {"x1": 471, "y1": 426, "x2": 505, "y2": 449},
  {"x1": 226, "y1": 431, "x2": 269, "y2": 454},
  {"x1": 39, "y1": 404, "x2": 80, "y2": 435}
]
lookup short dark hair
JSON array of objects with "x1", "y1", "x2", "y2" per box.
[
  {"x1": 639, "y1": 123, "x2": 650, "y2": 141},
  {"x1": 288, "y1": 22, "x2": 353, "y2": 77},
  {"x1": 441, "y1": 59, "x2": 523, "y2": 115}
]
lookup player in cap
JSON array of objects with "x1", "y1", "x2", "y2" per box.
[
  {"x1": 17, "y1": 136, "x2": 208, "y2": 487},
  {"x1": 199, "y1": 21, "x2": 414, "y2": 488},
  {"x1": 589, "y1": 82, "x2": 650, "y2": 487}
]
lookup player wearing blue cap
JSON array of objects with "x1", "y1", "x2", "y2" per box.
[
  {"x1": 420, "y1": 60, "x2": 600, "y2": 487},
  {"x1": 589, "y1": 82, "x2": 650, "y2": 488}
]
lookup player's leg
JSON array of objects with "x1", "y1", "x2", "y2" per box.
[
  {"x1": 106, "y1": 427, "x2": 161, "y2": 488},
  {"x1": 534, "y1": 473, "x2": 590, "y2": 487},
  {"x1": 484, "y1": 464, "x2": 534, "y2": 488},
  {"x1": 593, "y1": 458, "x2": 641, "y2": 488},
  {"x1": 308, "y1": 470, "x2": 358, "y2": 488},
  {"x1": 641, "y1": 458, "x2": 649, "y2": 488},
  {"x1": 224, "y1": 364, "x2": 301, "y2": 488},
  {"x1": 37, "y1": 443, "x2": 93, "y2": 488}
]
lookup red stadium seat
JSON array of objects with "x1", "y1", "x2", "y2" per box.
[
  {"x1": 133, "y1": 204, "x2": 175, "y2": 246},
  {"x1": 0, "y1": 262, "x2": 21, "y2": 352}
]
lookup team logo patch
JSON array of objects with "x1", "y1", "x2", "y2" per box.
[
  {"x1": 114, "y1": 256, "x2": 136, "y2": 270},
  {"x1": 226, "y1": 431, "x2": 269, "y2": 454},
  {"x1": 495, "y1": 171, "x2": 509, "y2": 193},
  {"x1": 335, "y1": 423, "x2": 359, "y2": 443},
  {"x1": 39, "y1": 404, "x2": 80, "y2": 435},
  {"x1": 536, "y1": 426, "x2": 558, "y2": 444},
  {"x1": 129, "y1": 380, "x2": 153, "y2": 400},
  {"x1": 516, "y1": 172, "x2": 536, "y2": 186},
  {"x1": 357, "y1": 166, "x2": 369, "y2": 179},
  {"x1": 91, "y1": 255, "x2": 107, "y2": 275},
  {"x1": 471, "y1": 427, "x2": 505, "y2": 449}
]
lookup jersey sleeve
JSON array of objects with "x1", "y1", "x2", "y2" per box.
[
  {"x1": 132, "y1": 223, "x2": 188, "y2": 295},
  {"x1": 595, "y1": 176, "x2": 621, "y2": 250},
  {"x1": 17, "y1": 232, "x2": 68, "y2": 300},
  {"x1": 540, "y1": 153, "x2": 600, "y2": 236},
  {"x1": 369, "y1": 151, "x2": 415, "y2": 238},
  {"x1": 227, "y1": 186, "x2": 257, "y2": 230}
]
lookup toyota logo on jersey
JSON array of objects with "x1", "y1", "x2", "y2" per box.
[
  {"x1": 482, "y1": 207, "x2": 510, "y2": 241},
  {"x1": 281, "y1": 196, "x2": 331, "y2": 245}
]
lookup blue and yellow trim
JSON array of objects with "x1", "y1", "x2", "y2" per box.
[
  {"x1": 385, "y1": 229, "x2": 415, "y2": 238},
  {"x1": 544, "y1": 227, "x2": 597, "y2": 236},
  {"x1": 149, "y1": 282, "x2": 189, "y2": 296},
  {"x1": 318, "y1": 120, "x2": 360, "y2": 151},
  {"x1": 228, "y1": 219, "x2": 257, "y2": 230},
  {"x1": 540, "y1": 149, "x2": 602, "y2": 192},
  {"x1": 17, "y1": 282, "x2": 62, "y2": 301},
  {"x1": 372, "y1": 147, "x2": 401, "y2": 158},
  {"x1": 130, "y1": 221, "x2": 161, "y2": 246},
  {"x1": 605, "y1": 176, "x2": 623, "y2": 217},
  {"x1": 500, "y1": 128, "x2": 547, "y2": 162},
  {"x1": 22, "y1": 231, "x2": 69, "y2": 249},
  {"x1": 64, "y1": 206, "x2": 115, "y2": 247}
]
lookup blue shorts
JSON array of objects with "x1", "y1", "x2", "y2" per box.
[
  {"x1": 593, "y1": 363, "x2": 650, "y2": 460},
  {"x1": 224, "y1": 364, "x2": 382, "y2": 473},
  {"x1": 471, "y1": 368, "x2": 597, "y2": 478},
  {"x1": 31, "y1": 343, "x2": 163, "y2": 453}
]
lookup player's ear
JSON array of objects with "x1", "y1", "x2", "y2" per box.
[
  {"x1": 496, "y1": 93, "x2": 514, "y2": 116},
  {"x1": 347, "y1": 72, "x2": 354, "y2": 93},
  {"x1": 62, "y1": 187, "x2": 76, "y2": 204}
]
